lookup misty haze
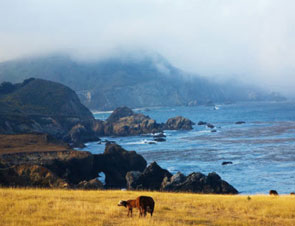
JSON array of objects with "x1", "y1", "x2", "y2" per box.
[{"x1": 1, "y1": 1, "x2": 295, "y2": 225}]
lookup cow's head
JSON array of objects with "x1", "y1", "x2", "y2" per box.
[{"x1": 117, "y1": 200, "x2": 127, "y2": 207}]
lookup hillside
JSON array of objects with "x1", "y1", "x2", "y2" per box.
[
  {"x1": 0, "y1": 54, "x2": 285, "y2": 110},
  {"x1": 1, "y1": 189, "x2": 294, "y2": 226},
  {"x1": 0, "y1": 78, "x2": 98, "y2": 145},
  {"x1": 0, "y1": 78, "x2": 93, "y2": 118}
]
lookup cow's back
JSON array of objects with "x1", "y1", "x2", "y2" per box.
[{"x1": 137, "y1": 196, "x2": 155, "y2": 209}]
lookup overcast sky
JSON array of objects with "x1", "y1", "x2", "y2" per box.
[{"x1": 0, "y1": 0, "x2": 295, "y2": 96}]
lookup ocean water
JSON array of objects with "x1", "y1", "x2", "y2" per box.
[{"x1": 80, "y1": 102, "x2": 295, "y2": 194}]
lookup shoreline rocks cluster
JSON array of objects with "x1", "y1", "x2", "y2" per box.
[
  {"x1": 93, "y1": 107, "x2": 195, "y2": 138},
  {"x1": 126, "y1": 162, "x2": 238, "y2": 194},
  {"x1": 0, "y1": 140, "x2": 238, "y2": 194}
]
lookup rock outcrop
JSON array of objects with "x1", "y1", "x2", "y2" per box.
[
  {"x1": 64, "y1": 123, "x2": 99, "y2": 147},
  {"x1": 106, "y1": 106, "x2": 134, "y2": 124},
  {"x1": 94, "y1": 143, "x2": 147, "y2": 188},
  {"x1": 125, "y1": 171, "x2": 142, "y2": 190},
  {"x1": 126, "y1": 162, "x2": 238, "y2": 194},
  {"x1": 161, "y1": 172, "x2": 187, "y2": 190},
  {"x1": 102, "y1": 107, "x2": 162, "y2": 136},
  {"x1": 125, "y1": 162, "x2": 172, "y2": 190},
  {"x1": 164, "y1": 116, "x2": 195, "y2": 130},
  {"x1": 161, "y1": 172, "x2": 238, "y2": 194}
]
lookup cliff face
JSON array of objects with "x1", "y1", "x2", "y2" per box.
[{"x1": 0, "y1": 78, "x2": 98, "y2": 145}]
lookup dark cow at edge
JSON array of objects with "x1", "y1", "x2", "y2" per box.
[
  {"x1": 269, "y1": 190, "x2": 279, "y2": 195},
  {"x1": 118, "y1": 196, "x2": 155, "y2": 217}
]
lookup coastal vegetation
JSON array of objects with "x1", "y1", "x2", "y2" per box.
[{"x1": 0, "y1": 188, "x2": 294, "y2": 226}]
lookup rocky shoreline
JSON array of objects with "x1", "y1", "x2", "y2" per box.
[{"x1": 0, "y1": 135, "x2": 238, "y2": 194}]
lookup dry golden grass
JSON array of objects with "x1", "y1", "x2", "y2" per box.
[{"x1": 0, "y1": 188, "x2": 295, "y2": 226}]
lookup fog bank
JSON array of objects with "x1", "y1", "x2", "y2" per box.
[{"x1": 0, "y1": 0, "x2": 294, "y2": 96}]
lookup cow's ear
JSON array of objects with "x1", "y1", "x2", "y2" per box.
[{"x1": 123, "y1": 201, "x2": 127, "y2": 207}]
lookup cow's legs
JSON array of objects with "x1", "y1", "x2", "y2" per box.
[
  {"x1": 127, "y1": 208, "x2": 132, "y2": 217},
  {"x1": 139, "y1": 207, "x2": 143, "y2": 217}
]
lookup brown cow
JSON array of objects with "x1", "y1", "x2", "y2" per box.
[
  {"x1": 290, "y1": 192, "x2": 295, "y2": 195},
  {"x1": 269, "y1": 190, "x2": 279, "y2": 195},
  {"x1": 118, "y1": 196, "x2": 155, "y2": 217}
]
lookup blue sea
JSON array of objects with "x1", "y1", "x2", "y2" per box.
[{"x1": 79, "y1": 102, "x2": 295, "y2": 194}]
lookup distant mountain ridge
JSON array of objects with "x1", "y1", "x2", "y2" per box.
[{"x1": 0, "y1": 53, "x2": 285, "y2": 110}]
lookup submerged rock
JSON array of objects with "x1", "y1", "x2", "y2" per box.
[
  {"x1": 235, "y1": 121, "x2": 246, "y2": 124},
  {"x1": 222, "y1": 161, "x2": 233, "y2": 165},
  {"x1": 206, "y1": 123, "x2": 215, "y2": 129},
  {"x1": 154, "y1": 137, "x2": 166, "y2": 142},
  {"x1": 198, "y1": 121, "x2": 207, "y2": 126},
  {"x1": 147, "y1": 141, "x2": 156, "y2": 144},
  {"x1": 153, "y1": 132, "x2": 166, "y2": 138}
]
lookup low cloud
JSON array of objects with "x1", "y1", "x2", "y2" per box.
[{"x1": 0, "y1": 0, "x2": 294, "y2": 96}]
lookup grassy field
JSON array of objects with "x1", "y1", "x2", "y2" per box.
[{"x1": 0, "y1": 188, "x2": 295, "y2": 226}]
